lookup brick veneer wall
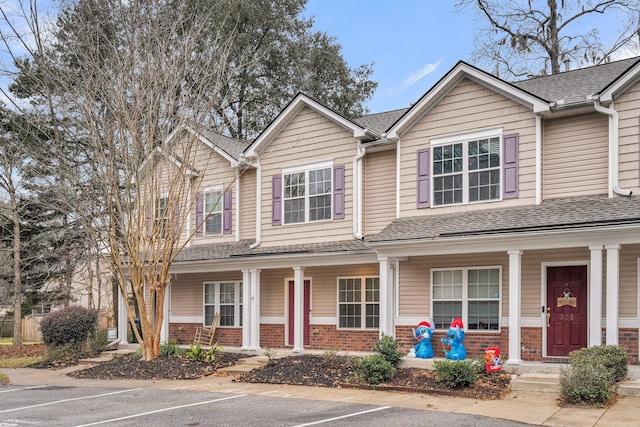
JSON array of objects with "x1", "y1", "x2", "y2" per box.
[
  {"x1": 260, "y1": 324, "x2": 285, "y2": 348},
  {"x1": 617, "y1": 328, "x2": 639, "y2": 365},
  {"x1": 308, "y1": 324, "x2": 379, "y2": 351},
  {"x1": 169, "y1": 323, "x2": 241, "y2": 346}
]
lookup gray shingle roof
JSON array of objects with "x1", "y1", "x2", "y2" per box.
[
  {"x1": 353, "y1": 108, "x2": 409, "y2": 133},
  {"x1": 369, "y1": 195, "x2": 640, "y2": 243},
  {"x1": 512, "y1": 57, "x2": 639, "y2": 104},
  {"x1": 174, "y1": 239, "x2": 373, "y2": 263},
  {"x1": 198, "y1": 128, "x2": 251, "y2": 159}
]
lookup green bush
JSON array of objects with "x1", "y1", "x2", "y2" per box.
[
  {"x1": 356, "y1": 354, "x2": 396, "y2": 385},
  {"x1": 433, "y1": 359, "x2": 479, "y2": 389},
  {"x1": 85, "y1": 329, "x2": 109, "y2": 356},
  {"x1": 186, "y1": 342, "x2": 222, "y2": 362},
  {"x1": 569, "y1": 345, "x2": 628, "y2": 383},
  {"x1": 40, "y1": 306, "x2": 98, "y2": 347},
  {"x1": 373, "y1": 333, "x2": 404, "y2": 367},
  {"x1": 159, "y1": 340, "x2": 185, "y2": 357},
  {"x1": 560, "y1": 364, "x2": 613, "y2": 406}
]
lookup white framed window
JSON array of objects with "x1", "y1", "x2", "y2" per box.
[
  {"x1": 337, "y1": 277, "x2": 379, "y2": 329},
  {"x1": 283, "y1": 161, "x2": 332, "y2": 224},
  {"x1": 431, "y1": 130, "x2": 501, "y2": 206},
  {"x1": 204, "y1": 188, "x2": 222, "y2": 236},
  {"x1": 431, "y1": 267, "x2": 501, "y2": 331},
  {"x1": 203, "y1": 281, "x2": 242, "y2": 327},
  {"x1": 155, "y1": 195, "x2": 169, "y2": 228}
]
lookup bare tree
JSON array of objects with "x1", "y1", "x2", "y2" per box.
[
  {"x1": 0, "y1": 0, "x2": 244, "y2": 360},
  {"x1": 457, "y1": 0, "x2": 640, "y2": 79}
]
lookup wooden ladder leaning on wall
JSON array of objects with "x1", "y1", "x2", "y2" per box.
[{"x1": 193, "y1": 312, "x2": 220, "y2": 346}]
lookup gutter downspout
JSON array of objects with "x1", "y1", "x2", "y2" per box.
[
  {"x1": 353, "y1": 145, "x2": 366, "y2": 239},
  {"x1": 593, "y1": 101, "x2": 633, "y2": 197},
  {"x1": 250, "y1": 160, "x2": 262, "y2": 249},
  {"x1": 535, "y1": 115, "x2": 542, "y2": 205},
  {"x1": 235, "y1": 168, "x2": 240, "y2": 242}
]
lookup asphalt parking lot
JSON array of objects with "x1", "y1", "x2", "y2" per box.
[{"x1": 0, "y1": 385, "x2": 529, "y2": 426}]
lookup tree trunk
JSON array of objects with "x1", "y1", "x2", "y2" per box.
[
  {"x1": 547, "y1": 0, "x2": 561, "y2": 74},
  {"x1": 10, "y1": 190, "x2": 22, "y2": 346}
]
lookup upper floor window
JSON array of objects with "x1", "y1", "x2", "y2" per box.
[
  {"x1": 432, "y1": 132, "x2": 501, "y2": 206},
  {"x1": 204, "y1": 189, "x2": 222, "y2": 236},
  {"x1": 283, "y1": 162, "x2": 332, "y2": 224},
  {"x1": 431, "y1": 267, "x2": 501, "y2": 331},
  {"x1": 155, "y1": 196, "x2": 169, "y2": 227},
  {"x1": 417, "y1": 130, "x2": 518, "y2": 208}
]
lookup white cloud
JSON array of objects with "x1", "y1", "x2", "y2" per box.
[{"x1": 389, "y1": 59, "x2": 443, "y2": 95}]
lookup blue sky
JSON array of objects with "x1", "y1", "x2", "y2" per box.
[
  {"x1": 302, "y1": 1, "x2": 474, "y2": 113},
  {"x1": 301, "y1": 0, "x2": 633, "y2": 114}
]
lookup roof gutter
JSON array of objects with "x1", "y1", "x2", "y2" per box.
[{"x1": 592, "y1": 100, "x2": 633, "y2": 197}]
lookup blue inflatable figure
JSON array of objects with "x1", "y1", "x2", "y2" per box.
[
  {"x1": 407, "y1": 320, "x2": 434, "y2": 359},
  {"x1": 441, "y1": 318, "x2": 466, "y2": 360}
]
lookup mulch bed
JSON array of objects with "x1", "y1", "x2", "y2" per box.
[
  {"x1": 236, "y1": 354, "x2": 511, "y2": 400},
  {"x1": 68, "y1": 352, "x2": 247, "y2": 380},
  {"x1": 0, "y1": 344, "x2": 46, "y2": 358}
]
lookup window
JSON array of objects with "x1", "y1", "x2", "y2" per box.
[
  {"x1": 204, "y1": 190, "x2": 222, "y2": 236},
  {"x1": 432, "y1": 132, "x2": 501, "y2": 206},
  {"x1": 204, "y1": 282, "x2": 242, "y2": 327},
  {"x1": 283, "y1": 163, "x2": 332, "y2": 224},
  {"x1": 338, "y1": 277, "x2": 379, "y2": 329},
  {"x1": 155, "y1": 196, "x2": 169, "y2": 228},
  {"x1": 432, "y1": 267, "x2": 500, "y2": 331}
]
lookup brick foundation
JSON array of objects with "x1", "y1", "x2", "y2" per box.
[{"x1": 169, "y1": 322, "x2": 639, "y2": 364}]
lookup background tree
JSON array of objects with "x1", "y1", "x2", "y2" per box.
[{"x1": 457, "y1": 0, "x2": 640, "y2": 79}]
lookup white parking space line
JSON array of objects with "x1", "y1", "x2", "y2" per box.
[
  {"x1": 0, "y1": 386, "x2": 47, "y2": 394},
  {"x1": 74, "y1": 394, "x2": 247, "y2": 427},
  {"x1": 0, "y1": 388, "x2": 141, "y2": 414},
  {"x1": 293, "y1": 406, "x2": 391, "y2": 426}
]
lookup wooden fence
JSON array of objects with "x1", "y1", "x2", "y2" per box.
[{"x1": 22, "y1": 315, "x2": 43, "y2": 342}]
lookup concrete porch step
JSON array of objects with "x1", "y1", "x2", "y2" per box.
[
  {"x1": 221, "y1": 355, "x2": 268, "y2": 375},
  {"x1": 510, "y1": 374, "x2": 560, "y2": 393}
]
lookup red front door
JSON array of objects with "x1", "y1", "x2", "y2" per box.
[
  {"x1": 288, "y1": 280, "x2": 310, "y2": 346},
  {"x1": 546, "y1": 266, "x2": 588, "y2": 357}
]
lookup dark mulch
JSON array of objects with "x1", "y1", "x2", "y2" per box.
[
  {"x1": 68, "y1": 352, "x2": 247, "y2": 380},
  {"x1": 236, "y1": 354, "x2": 511, "y2": 400}
]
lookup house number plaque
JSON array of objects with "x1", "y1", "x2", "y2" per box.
[{"x1": 557, "y1": 287, "x2": 577, "y2": 308}]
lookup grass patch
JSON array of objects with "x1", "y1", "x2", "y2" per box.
[
  {"x1": 0, "y1": 337, "x2": 42, "y2": 345},
  {"x1": 0, "y1": 356, "x2": 44, "y2": 368},
  {"x1": 0, "y1": 373, "x2": 9, "y2": 384}
]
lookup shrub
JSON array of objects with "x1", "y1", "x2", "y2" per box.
[
  {"x1": 186, "y1": 343, "x2": 204, "y2": 360},
  {"x1": 569, "y1": 345, "x2": 628, "y2": 383},
  {"x1": 373, "y1": 333, "x2": 404, "y2": 367},
  {"x1": 186, "y1": 342, "x2": 222, "y2": 362},
  {"x1": 85, "y1": 329, "x2": 109, "y2": 356},
  {"x1": 159, "y1": 340, "x2": 185, "y2": 357},
  {"x1": 560, "y1": 364, "x2": 613, "y2": 406},
  {"x1": 40, "y1": 306, "x2": 98, "y2": 347},
  {"x1": 263, "y1": 347, "x2": 278, "y2": 366},
  {"x1": 433, "y1": 359, "x2": 479, "y2": 389},
  {"x1": 356, "y1": 354, "x2": 396, "y2": 385}
]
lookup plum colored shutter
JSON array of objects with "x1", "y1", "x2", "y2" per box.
[
  {"x1": 333, "y1": 165, "x2": 345, "y2": 219},
  {"x1": 195, "y1": 193, "x2": 203, "y2": 237},
  {"x1": 223, "y1": 190, "x2": 232, "y2": 234},
  {"x1": 503, "y1": 133, "x2": 519, "y2": 199},
  {"x1": 272, "y1": 175, "x2": 282, "y2": 226},
  {"x1": 417, "y1": 148, "x2": 430, "y2": 208}
]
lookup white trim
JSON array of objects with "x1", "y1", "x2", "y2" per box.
[
  {"x1": 309, "y1": 316, "x2": 335, "y2": 324},
  {"x1": 282, "y1": 161, "x2": 334, "y2": 225},
  {"x1": 284, "y1": 275, "x2": 312, "y2": 347},
  {"x1": 520, "y1": 317, "x2": 543, "y2": 327},
  {"x1": 620, "y1": 318, "x2": 640, "y2": 328},
  {"x1": 599, "y1": 61, "x2": 640, "y2": 102},
  {"x1": 336, "y1": 275, "x2": 381, "y2": 331},
  {"x1": 589, "y1": 245, "x2": 603, "y2": 347},
  {"x1": 202, "y1": 186, "x2": 223, "y2": 237},
  {"x1": 430, "y1": 127, "x2": 502, "y2": 146},
  {"x1": 430, "y1": 265, "x2": 502, "y2": 331},
  {"x1": 535, "y1": 115, "x2": 542, "y2": 205},
  {"x1": 507, "y1": 250, "x2": 522, "y2": 365},
  {"x1": 260, "y1": 316, "x2": 285, "y2": 324},
  {"x1": 605, "y1": 244, "x2": 620, "y2": 345},
  {"x1": 396, "y1": 139, "x2": 401, "y2": 218},
  {"x1": 170, "y1": 316, "x2": 203, "y2": 323},
  {"x1": 235, "y1": 170, "x2": 240, "y2": 242},
  {"x1": 282, "y1": 160, "x2": 333, "y2": 175},
  {"x1": 203, "y1": 280, "x2": 243, "y2": 328}
]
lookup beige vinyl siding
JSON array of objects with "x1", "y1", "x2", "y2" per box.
[
  {"x1": 171, "y1": 272, "x2": 242, "y2": 317},
  {"x1": 399, "y1": 252, "x2": 509, "y2": 318},
  {"x1": 613, "y1": 81, "x2": 640, "y2": 194},
  {"x1": 258, "y1": 106, "x2": 357, "y2": 247},
  {"x1": 542, "y1": 113, "x2": 608, "y2": 198},
  {"x1": 259, "y1": 268, "x2": 289, "y2": 317},
  {"x1": 619, "y1": 244, "x2": 640, "y2": 318},
  {"x1": 363, "y1": 149, "x2": 396, "y2": 235},
  {"x1": 305, "y1": 264, "x2": 379, "y2": 317},
  {"x1": 398, "y1": 78, "x2": 537, "y2": 217},
  {"x1": 239, "y1": 168, "x2": 256, "y2": 240}
]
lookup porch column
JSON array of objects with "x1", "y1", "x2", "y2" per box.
[
  {"x1": 241, "y1": 270, "x2": 251, "y2": 350},
  {"x1": 160, "y1": 283, "x2": 170, "y2": 344},
  {"x1": 117, "y1": 285, "x2": 129, "y2": 344},
  {"x1": 249, "y1": 269, "x2": 261, "y2": 351},
  {"x1": 378, "y1": 257, "x2": 395, "y2": 338},
  {"x1": 589, "y1": 245, "x2": 603, "y2": 346},
  {"x1": 292, "y1": 266, "x2": 305, "y2": 353},
  {"x1": 605, "y1": 244, "x2": 620, "y2": 345},
  {"x1": 507, "y1": 250, "x2": 522, "y2": 365}
]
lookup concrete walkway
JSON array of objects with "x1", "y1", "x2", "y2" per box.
[{"x1": 2, "y1": 347, "x2": 640, "y2": 426}]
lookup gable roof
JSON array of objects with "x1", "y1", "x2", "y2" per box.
[
  {"x1": 245, "y1": 93, "x2": 378, "y2": 156},
  {"x1": 513, "y1": 57, "x2": 640, "y2": 105},
  {"x1": 386, "y1": 61, "x2": 550, "y2": 139},
  {"x1": 353, "y1": 108, "x2": 408, "y2": 134}
]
